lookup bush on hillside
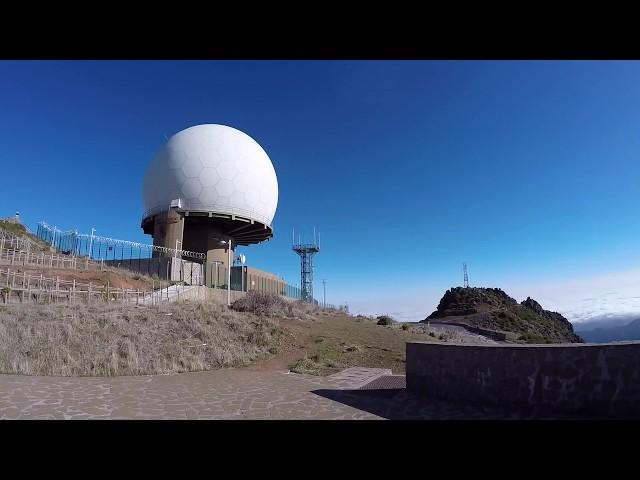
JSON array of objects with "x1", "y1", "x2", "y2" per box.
[
  {"x1": 230, "y1": 291, "x2": 323, "y2": 319},
  {"x1": 376, "y1": 315, "x2": 395, "y2": 326}
]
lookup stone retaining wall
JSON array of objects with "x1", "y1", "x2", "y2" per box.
[{"x1": 406, "y1": 341, "x2": 640, "y2": 417}]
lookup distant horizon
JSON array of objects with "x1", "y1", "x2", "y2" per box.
[{"x1": 2, "y1": 60, "x2": 639, "y2": 325}]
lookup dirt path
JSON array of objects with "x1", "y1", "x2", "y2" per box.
[{"x1": 242, "y1": 317, "x2": 313, "y2": 372}]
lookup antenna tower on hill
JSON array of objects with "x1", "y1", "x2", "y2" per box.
[{"x1": 463, "y1": 262, "x2": 469, "y2": 288}]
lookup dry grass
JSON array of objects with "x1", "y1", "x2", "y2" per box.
[{"x1": 0, "y1": 301, "x2": 285, "y2": 376}]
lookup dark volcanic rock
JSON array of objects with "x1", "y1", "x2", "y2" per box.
[{"x1": 521, "y1": 297, "x2": 543, "y2": 314}]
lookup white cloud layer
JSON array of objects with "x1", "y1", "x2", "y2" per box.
[{"x1": 508, "y1": 268, "x2": 640, "y2": 325}]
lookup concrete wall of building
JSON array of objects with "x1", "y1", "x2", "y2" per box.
[
  {"x1": 103, "y1": 257, "x2": 203, "y2": 284},
  {"x1": 406, "y1": 341, "x2": 640, "y2": 417},
  {"x1": 151, "y1": 209, "x2": 184, "y2": 254},
  {"x1": 173, "y1": 285, "x2": 247, "y2": 303},
  {"x1": 245, "y1": 266, "x2": 286, "y2": 295}
]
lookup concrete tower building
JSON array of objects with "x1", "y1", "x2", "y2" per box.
[{"x1": 141, "y1": 124, "x2": 278, "y2": 285}]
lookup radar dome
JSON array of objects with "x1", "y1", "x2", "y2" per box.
[{"x1": 142, "y1": 124, "x2": 278, "y2": 226}]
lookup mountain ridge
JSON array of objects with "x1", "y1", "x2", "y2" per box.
[
  {"x1": 576, "y1": 318, "x2": 640, "y2": 343},
  {"x1": 421, "y1": 286, "x2": 583, "y2": 344}
]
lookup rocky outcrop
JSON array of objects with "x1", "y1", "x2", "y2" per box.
[
  {"x1": 521, "y1": 297, "x2": 543, "y2": 314},
  {"x1": 422, "y1": 287, "x2": 583, "y2": 344}
]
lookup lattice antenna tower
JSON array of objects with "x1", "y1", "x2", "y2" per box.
[
  {"x1": 463, "y1": 262, "x2": 469, "y2": 288},
  {"x1": 292, "y1": 227, "x2": 320, "y2": 303}
]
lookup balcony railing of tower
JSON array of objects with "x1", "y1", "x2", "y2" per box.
[
  {"x1": 292, "y1": 243, "x2": 320, "y2": 251},
  {"x1": 142, "y1": 204, "x2": 273, "y2": 228}
]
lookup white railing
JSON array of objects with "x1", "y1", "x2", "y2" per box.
[
  {"x1": 0, "y1": 267, "x2": 155, "y2": 305},
  {"x1": 0, "y1": 244, "x2": 109, "y2": 271},
  {"x1": 0, "y1": 227, "x2": 41, "y2": 253}
]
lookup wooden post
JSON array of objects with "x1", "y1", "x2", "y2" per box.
[
  {"x1": 56, "y1": 276, "x2": 59, "y2": 304},
  {"x1": 72, "y1": 279, "x2": 76, "y2": 304},
  {"x1": 89, "y1": 282, "x2": 92, "y2": 303}
]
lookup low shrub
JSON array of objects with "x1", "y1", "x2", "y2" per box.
[
  {"x1": 231, "y1": 291, "x2": 318, "y2": 319},
  {"x1": 376, "y1": 315, "x2": 395, "y2": 326}
]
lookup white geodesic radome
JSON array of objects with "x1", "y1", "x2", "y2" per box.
[{"x1": 142, "y1": 124, "x2": 278, "y2": 226}]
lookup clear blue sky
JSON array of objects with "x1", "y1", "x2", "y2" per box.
[{"x1": 1, "y1": 60, "x2": 639, "y2": 320}]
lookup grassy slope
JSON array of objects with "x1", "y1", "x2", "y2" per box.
[
  {"x1": 286, "y1": 312, "x2": 493, "y2": 375},
  {"x1": 0, "y1": 301, "x2": 285, "y2": 376},
  {"x1": 0, "y1": 220, "x2": 51, "y2": 251}
]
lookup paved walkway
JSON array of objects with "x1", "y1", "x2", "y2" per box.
[{"x1": 0, "y1": 366, "x2": 584, "y2": 420}]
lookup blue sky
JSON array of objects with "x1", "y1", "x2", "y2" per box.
[{"x1": 1, "y1": 60, "x2": 639, "y2": 322}]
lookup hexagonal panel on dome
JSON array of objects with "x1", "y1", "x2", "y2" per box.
[
  {"x1": 215, "y1": 180, "x2": 235, "y2": 198},
  {"x1": 181, "y1": 157, "x2": 204, "y2": 179},
  {"x1": 181, "y1": 178, "x2": 203, "y2": 200},
  {"x1": 216, "y1": 161, "x2": 238, "y2": 181},
  {"x1": 171, "y1": 166, "x2": 187, "y2": 186},
  {"x1": 200, "y1": 167, "x2": 220, "y2": 188},
  {"x1": 199, "y1": 186, "x2": 220, "y2": 206},
  {"x1": 165, "y1": 147, "x2": 186, "y2": 170}
]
